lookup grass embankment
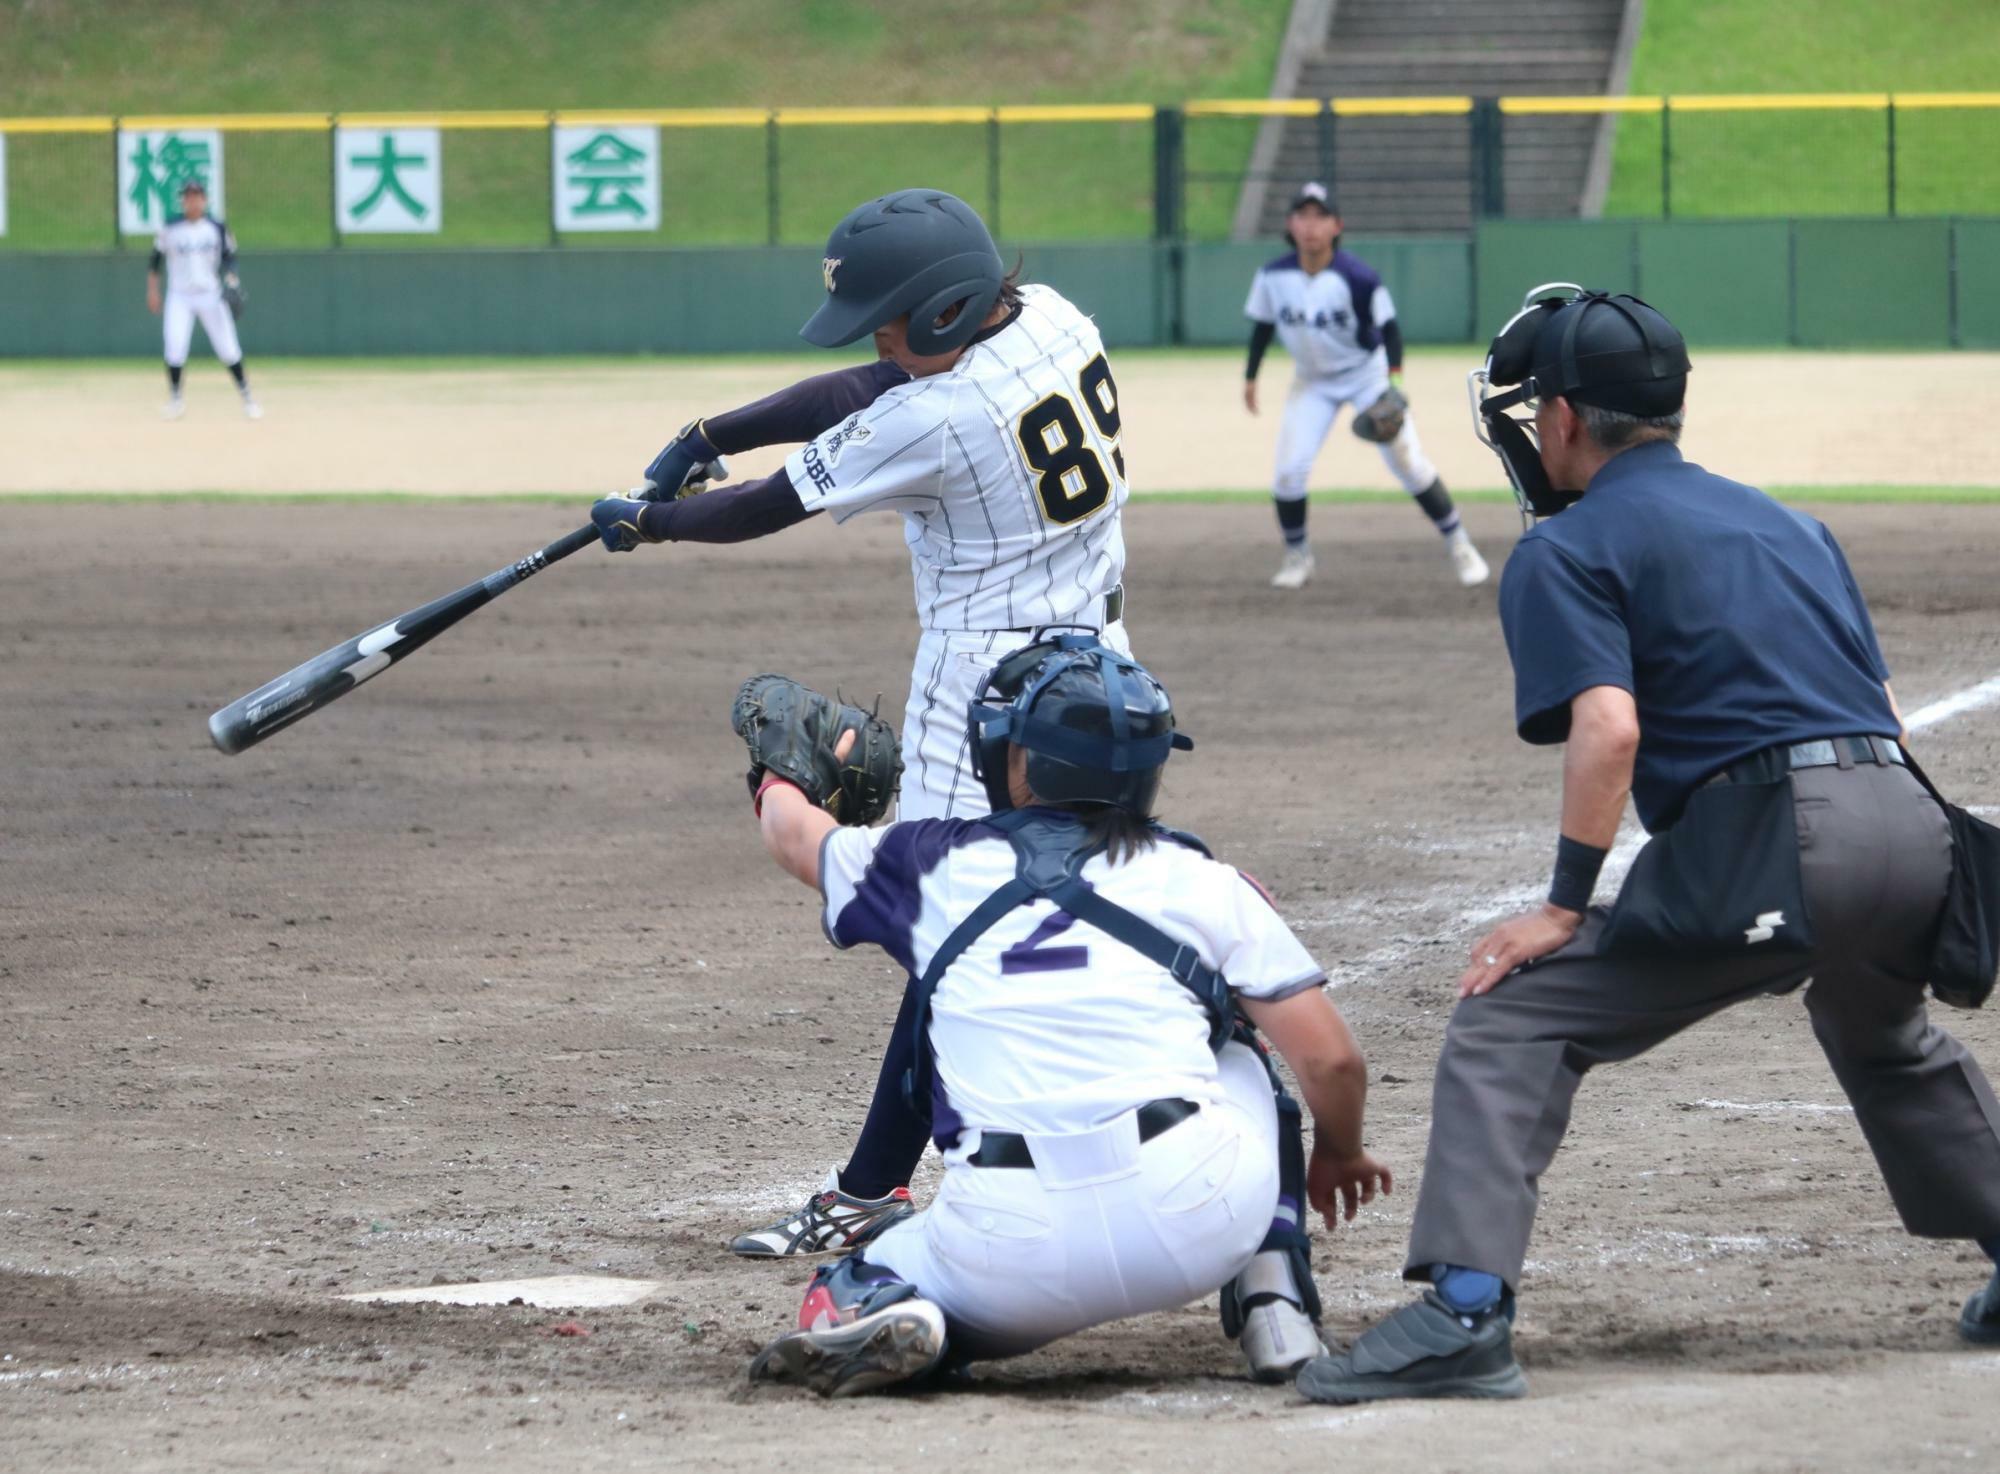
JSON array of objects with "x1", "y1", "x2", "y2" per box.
[
  {"x1": 0, "y1": 0, "x2": 1285, "y2": 249},
  {"x1": 1603, "y1": 0, "x2": 2000, "y2": 217}
]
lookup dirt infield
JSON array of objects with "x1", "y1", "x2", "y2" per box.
[
  {"x1": 5, "y1": 496, "x2": 2000, "y2": 1471},
  {"x1": 7, "y1": 348, "x2": 2000, "y2": 496}
]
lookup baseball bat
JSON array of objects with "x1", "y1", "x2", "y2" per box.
[{"x1": 207, "y1": 522, "x2": 599, "y2": 755}]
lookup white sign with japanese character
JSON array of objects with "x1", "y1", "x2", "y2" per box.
[
  {"x1": 118, "y1": 128, "x2": 225, "y2": 235},
  {"x1": 552, "y1": 126, "x2": 660, "y2": 232},
  {"x1": 335, "y1": 127, "x2": 442, "y2": 235}
]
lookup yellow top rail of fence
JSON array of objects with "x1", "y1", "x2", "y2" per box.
[
  {"x1": 118, "y1": 112, "x2": 331, "y2": 131},
  {"x1": 1333, "y1": 96, "x2": 1475, "y2": 116},
  {"x1": 5, "y1": 93, "x2": 2000, "y2": 135},
  {"x1": 776, "y1": 105, "x2": 992, "y2": 126},
  {"x1": 556, "y1": 108, "x2": 768, "y2": 128}
]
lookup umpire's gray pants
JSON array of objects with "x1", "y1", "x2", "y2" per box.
[{"x1": 1406, "y1": 761, "x2": 2000, "y2": 1290}]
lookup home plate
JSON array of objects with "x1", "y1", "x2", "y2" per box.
[{"x1": 338, "y1": 1274, "x2": 669, "y2": 1309}]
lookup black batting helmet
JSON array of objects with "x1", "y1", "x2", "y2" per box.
[
  {"x1": 800, "y1": 188, "x2": 1006, "y2": 357},
  {"x1": 968, "y1": 634, "x2": 1192, "y2": 816}
]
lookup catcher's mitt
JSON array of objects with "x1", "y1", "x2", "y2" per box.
[
  {"x1": 1350, "y1": 385, "x2": 1407, "y2": 443},
  {"x1": 221, "y1": 271, "x2": 247, "y2": 318},
  {"x1": 731, "y1": 674, "x2": 902, "y2": 825}
]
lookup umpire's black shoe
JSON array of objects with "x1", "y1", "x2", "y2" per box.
[
  {"x1": 1295, "y1": 1291, "x2": 1527, "y2": 1404},
  {"x1": 1961, "y1": 1266, "x2": 2000, "y2": 1345}
]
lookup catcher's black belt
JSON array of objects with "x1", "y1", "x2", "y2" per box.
[
  {"x1": 1010, "y1": 583, "x2": 1124, "y2": 635},
  {"x1": 1706, "y1": 734, "x2": 1905, "y2": 788},
  {"x1": 962, "y1": 1097, "x2": 1198, "y2": 1170}
]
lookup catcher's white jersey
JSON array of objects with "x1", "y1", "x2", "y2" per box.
[
  {"x1": 153, "y1": 214, "x2": 234, "y2": 297},
  {"x1": 784, "y1": 285, "x2": 1128, "y2": 634},
  {"x1": 819, "y1": 818, "x2": 1325, "y2": 1138},
  {"x1": 822, "y1": 816, "x2": 1323, "y2": 1358},
  {"x1": 1245, "y1": 249, "x2": 1396, "y2": 385}
]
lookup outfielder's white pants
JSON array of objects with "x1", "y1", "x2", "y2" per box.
[
  {"x1": 862, "y1": 1040, "x2": 1279, "y2": 1360},
  {"x1": 163, "y1": 288, "x2": 242, "y2": 367},
  {"x1": 1274, "y1": 368, "x2": 1434, "y2": 499},
  {"x1": 898, "y1": 618, "x2": 1132, "y2": 822}
]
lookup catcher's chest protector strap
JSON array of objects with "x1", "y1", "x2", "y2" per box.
[{"x1": 901, "y1": 810, "x2": 1235, "y2": 1112}]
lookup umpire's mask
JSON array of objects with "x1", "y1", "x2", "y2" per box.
[{"x1": 1468, "y1": 284, "x2": 1690, "y2": 523}]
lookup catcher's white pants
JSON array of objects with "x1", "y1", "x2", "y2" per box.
[
  {"x1": 163, "y1": 288, "x2": 242, "y2": 367},
  {"x1": 1273, "y1": 369, "x2": 1434, "y2": 499},
  {"x1": 862, "y1": 1040, "x2": 1279, "y2": 1360},
  {"x1": 898, "y1": 619, "x2": 1132, "y2": 822}
]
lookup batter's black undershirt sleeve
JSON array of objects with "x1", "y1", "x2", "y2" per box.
[
  {"x1": 1381, "y1": 319, "x2": 1405, "y2": 373},
  {"x1": 638, "y1": 468, "x2": 815, "y2": 544},
  {"x1": 1245, "y1": 320, "x2": 1275, "y2": 379},
  {"x1": 149, "y1": 248, "x2": 164, "y2": 272},
  {"x1": 700, "y1": 360, "x2": 911, "y2": 455}
]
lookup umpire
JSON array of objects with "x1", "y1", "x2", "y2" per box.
[{"x1": 1298, "y1": 286, "x2": 2000, "y2": 1404}]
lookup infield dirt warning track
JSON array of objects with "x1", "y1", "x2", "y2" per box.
[
  {"x1": 5, "y1": 348, "x2": 2000, "y2": 496},
  {"x1": 4, "y1": 493, "x2": 1999, "y2": 1470}
]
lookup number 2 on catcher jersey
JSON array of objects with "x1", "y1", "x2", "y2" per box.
[{"x1": 1017, "y1": 352, "x2": 1125, "y2": 525}]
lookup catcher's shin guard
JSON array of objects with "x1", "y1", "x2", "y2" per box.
[{"x1": 1222, "y1": 1077, "x2": 1325, "y2": 1380}]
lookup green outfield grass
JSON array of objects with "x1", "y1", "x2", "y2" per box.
[
  {"x1": 1603, "y1": 0, "x2": 2000, "y2": 217},
  {"x1": 0, "y1": 0, "x2": 1285, "y2": 250}
]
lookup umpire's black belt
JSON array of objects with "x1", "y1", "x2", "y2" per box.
[
  {"x1": 1707, "y1": 734, "x2": 1906, "y2": 789},
  {"x1": 963, "y1": 1097, "x2": 1198, "y2": 1170},
  {"x1": 1010, "y1": 583, "x2": 1124, "y2": 635}
]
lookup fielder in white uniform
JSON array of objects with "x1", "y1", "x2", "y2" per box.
[
  {"x1": 1244, "y1": 183, "x2": 1483, "y2": 590},
  {"x1": 741, "y1": 638, "x2": 1390, "y2": 1394},
  {"x1": 590, "y1": 189, "x2": 1149, "y2": 1283},
  {"x1": 146, "y1": 179, "x2": 259, "y2": 421}
]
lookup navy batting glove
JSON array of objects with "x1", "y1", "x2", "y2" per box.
[
  {"x1": 642, "y1": 420, "x2": 720, "y2": 501},
  {"x1": 591, "y1": 496, "x2": 659, "y2": 553}
]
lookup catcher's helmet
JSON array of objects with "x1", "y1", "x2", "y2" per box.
[
  {"x1": 801, "y1": 189, "x2": 1006, "y2": 357},
  {"x1": 968, "y1": 634, "x2": 1193, "y2": 816}
]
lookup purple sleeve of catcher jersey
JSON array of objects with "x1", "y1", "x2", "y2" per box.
[
  {"x1": 701, "y1": 360, "x2": 912, "y2": 455},
  {"x1": 821, "y1": 819, "x2": 994, "y2": 977}
]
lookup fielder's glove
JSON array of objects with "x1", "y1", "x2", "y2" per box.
[
  {"x1": 1350, "y1": 384, "x2": 1408, "y2": 443},
  {"x1": 221, "y1": 271, "x2": 247, "y2": 318},
  {"x1": 638, "y1": 420, "x2": 729, "y2": 502},
  {"x1": 731, "y1": 673, "x2": 902, "y2": 826}
]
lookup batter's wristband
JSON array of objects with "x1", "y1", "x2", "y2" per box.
[
  {"x1": 752, "y1": 772, "x2": 801, "y2": 817},
  {"x1": 1548, "y1": 835, "x2": 1607, "y2": 913}
]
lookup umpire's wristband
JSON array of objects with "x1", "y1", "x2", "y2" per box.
[{"x1": 1548, "y1": 835, "x2": 1607, "y2": 913}]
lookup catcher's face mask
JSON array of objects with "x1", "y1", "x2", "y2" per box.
[{"x1": 1467, "y1": 283, "x2": 1586, "y2": 524}]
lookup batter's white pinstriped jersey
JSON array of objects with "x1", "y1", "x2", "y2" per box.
[
  {"x1": 153, "y1": 214, "x2": 235, "y2": 297},
  {"x1": 784, "y1": 285, "x2": 1128, "y2": 633}
]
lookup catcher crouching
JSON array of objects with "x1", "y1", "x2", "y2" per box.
[{"x1": 733, "y1": 643, "x2": 1389, "y2": 1395}]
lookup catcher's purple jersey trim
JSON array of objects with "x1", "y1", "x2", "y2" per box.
[{"x1": 825, "y1": 818, "x2": 1000, "y2": 977}]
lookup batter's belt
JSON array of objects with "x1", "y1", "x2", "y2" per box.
[{"x1": 1004, "y1": 583, "x2": 1124, "y2": 636}]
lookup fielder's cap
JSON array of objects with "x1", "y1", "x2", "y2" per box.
[
  {"x1": 1287, "y1": 181, "x2": 1336, "y2": 214},
  {"x1": 179, "y1": 178, "x2": 207, "y2": 195}
]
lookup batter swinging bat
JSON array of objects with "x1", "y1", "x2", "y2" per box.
[
  {"x1": 209, "y1": 457, "x2": 728, "y2": 755},
  {"x1": 207, "y1": 521, "x2": 598, "y2": 755}
]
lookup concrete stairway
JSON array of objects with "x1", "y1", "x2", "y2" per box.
[{"x1": 1235, "y1": 0, "x2": 1635, "y2": 237}]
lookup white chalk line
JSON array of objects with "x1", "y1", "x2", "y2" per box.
[
  {"x1": 1692, "y1": 1098, "x2": 1853, "y2": 1116},
  {"x1": 1418, "y1": 666, "x2": 2000, "y2": 938},
  {"x1": 1906, "y1": 674, "x2": 2000, "y2": 732}
]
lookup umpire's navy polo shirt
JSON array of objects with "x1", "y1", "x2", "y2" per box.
[{"x1": 1498, "y1": 441, "x2": 1897, "y2": 831}]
